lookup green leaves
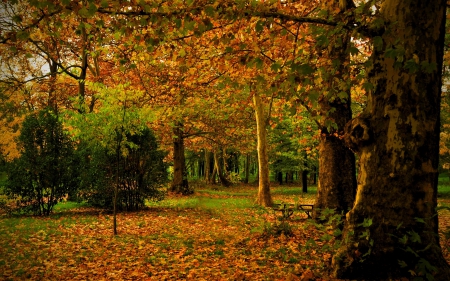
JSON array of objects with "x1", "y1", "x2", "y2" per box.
[
  {"x1": 255, "y1": 20, "x2": 265, "y2": 33},
  {"x1": 270, "y1": 62, "x2": 281, "y2": 72},
  {"x1": 78, "y1": 3, "x2": 98, "y2": 18},
  {"x1": 420, "y1": 61, "x2": 437, "y2": 73},
  {"x1": 178, "y1": 48, "x2": 187, "y2": 58},
  {"x1": 5, "y1": 108, "x2": 79, "y2": 216},
  {"x1": 11, "y1": 15, "x2": 22, "y2": 23},
  {"x1": 384, "y1": 48, "x2": 398, "y2": 59},
  {"x1": 308, "y1": 91, "x2": 319, "y2": 107},
  {"x1": 67, "y1": 83, "x2": 152, "y2": 158},
  {"x1": 16, "y1": 31, "x2": 29, "y2": 41},
  {"x1": 204, "y1": 5, "x2": 216, "y2": 18},
  {"x1": 373, "y1": 36, "x2": 383, "y2": 51},
  {"x1": 359, "y1": 218, "x2": 373, "y2": 228},
  {"x1": 362, "y1": 82, "x2": 374, "y2": 92},
  {"x1": 291, "y1": 63, "x2": 315, "y2": 76},
  {"x1": 247, "y1": 57, "x2": 264, "y2": 69},
  {"x1": 404, "y1": 59, "x2": 420, "y2": 73}
]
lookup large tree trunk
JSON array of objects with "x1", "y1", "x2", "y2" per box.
[
  {"x1": 315, "y1": 127, "x2": 356, "y2": 214},
  {"x1": 253, "y1": 92, "x2": 273, "y2": 206},
  {"x1": 333, "y1": 1, "x2": 450, "y2": 279},
  {"x1": 314, "y1": 1, "x2": 356, "y2": 217},
  {"x1": 170, "y1": 123, "x2": 191, "y2": 194}
]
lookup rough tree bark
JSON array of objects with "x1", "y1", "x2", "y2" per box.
[
  {"x1": 314, "y1": 0, "x2": 356, "y2": 218},
  {"x1": 333, "y1": 1, "x2": 450, "y2": 279},
  {"x1": 170, "y1": 123, "x2": 191, "y2": 194},
  {"x1": 253, "y1": 91, "x2": 273, "y2": 206},
  {"x1": 315, "y1": 123, "x2": 356, "y2": 215}
]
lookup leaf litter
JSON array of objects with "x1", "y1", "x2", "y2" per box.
[{"x1": 0, "y1": 185, "x2": 449, "y2": 280}]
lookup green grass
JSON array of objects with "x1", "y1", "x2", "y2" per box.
[
  {"x1": 0, "y1": 216, "x2": 62, "y2": 239},
  {"x1": 438, "y1": 185, "x2": 450, "y2": 198},
  {"x1": 147, "y1": 197, "x2": 200, "y2": 209},
  {"x1": 272, "y1": 186, "x2": 317, "y2": 196},
  {"x1": 438, "y1": 173, "x2": 450, "y2": 198},
  {"x1": 53, "y1": 201, "x2": 90, "y2": 212},
  {"x1": 196, "y1": 197, "x2": 253, "y2": 209},
  {"x1": 147, "y1": 196, "x2": 253, "y2": 210},
  {"x1": 195, "y1": 189, "x2": 255, "y2": 197}
]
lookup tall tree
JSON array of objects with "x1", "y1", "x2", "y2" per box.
[
  {"x1": 314, "y1": 0, "x2": 357, "y2": 217},
  {"x1": 253, "y1": 90, "x2": 273, "y2": 206},
  {"x1": 334, "y1": 1, "x2": 450, "y2": 279}
]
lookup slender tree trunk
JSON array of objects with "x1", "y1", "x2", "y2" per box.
[
  {"x1": 277, "y1": 171, "x2": 283, "y2": 185},
  {"x1": 287, "y1": 172, "x2": 294, "y2": 184},
  {"x1": 244, "y1": 153, "x2": 250, "y2": 184},
  {"x1": 302, "y1": 170, "x2": 308, "y2": 193},
  {"x1": 234, "y1": 152, "x2": 240, "y2": 174},
  {"x1": 333, "y1": 1, "x2": 450, "y2": 279},
  {"x1": 205, "y1": 150, "x2": 211, "y2": 182},
  {"x1": 113, "y1": 130, "x2": 121, "y2": 236},
  {"x1": 302, "y1": 153, "x2": 308, "y2": 193},
  {"x1": 170, "y1": 123, "x2": 191, "y2": 194},
  {"x1": 214, "y1": 149, "x2": 232, "y2": 187},
  {"x1": 48, "y1": 59, "x2": 58, "y2": 111},
  {"x1": 78, "y1": 14, "x2": 88, "y2": 113},
  {"x1": 311, "y1": 166, "x2": 317, "y2": 185},
  {"x1": 198, "y1": 155, "x2": 204, "y2": 178},
  {"x1": 253, "y1": 92, "x2": 273, "y2": 206}
]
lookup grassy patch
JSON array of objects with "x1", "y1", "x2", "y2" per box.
[
  {"x1": 438, "y1": 179, "x2": 450, "y2": 198},
  {"x1": 53, "y1": 201, "x2": 90, "y2": 212},
  {"x1": 272, "y1": 185, "x2": 317, "y2": 195},
  {"x1": 147, "y1": 197, "x2": 200, "y2": 209},
  {"x1": 147, "y1": 195, "x2": 254, "y2": 210},
  {"x1": 195, "y1": 189, "x2": 255, "y2": 197},
  {"x1": 197, "y1": 197, "x2": 253, "y2": 209}
]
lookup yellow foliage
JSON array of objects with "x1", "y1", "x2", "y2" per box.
[{"x1": 0, "y1": 116, "x2": 23, "y2": 161}]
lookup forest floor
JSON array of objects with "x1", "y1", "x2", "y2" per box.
[{"x1": 1, "y1": 183, "x2": 450, "y2": 281}]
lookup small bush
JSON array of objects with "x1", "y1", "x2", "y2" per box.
[{"x1": 78, "y1": 127, "x2": 168, "y2": 211}]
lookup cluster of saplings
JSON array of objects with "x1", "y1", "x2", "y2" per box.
[{"x1": 2, "y1": 108, "x2": 168, "y2": 216}]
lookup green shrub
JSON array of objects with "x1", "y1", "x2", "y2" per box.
[
  {"x1": 4, "y1": 108, "x2": 79, "y2": 216},
  {"x1": 79, "y1": 127, "x2": 168, "y2": 211}
]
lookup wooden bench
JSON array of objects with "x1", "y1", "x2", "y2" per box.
[{"x1": 271, "y1": 203, "x2": 314, "y2": 219}]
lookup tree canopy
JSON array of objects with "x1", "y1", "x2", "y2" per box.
[{"x1": 1, "y1": 0, "x2": 450, "y2": 279}]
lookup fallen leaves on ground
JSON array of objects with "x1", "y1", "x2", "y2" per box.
[{"x1": 1, "y1": 185, "x2": 449, "y2": 280}]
